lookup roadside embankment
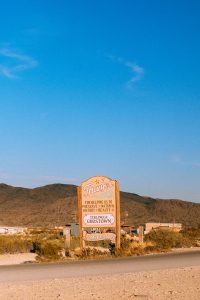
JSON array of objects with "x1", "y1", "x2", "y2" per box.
[{"x1": 0, "y1": 253, "x2": 36, "y2": 266}]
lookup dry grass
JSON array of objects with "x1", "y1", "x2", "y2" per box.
[
  {"x1": 0, "y1": 227, "x2": 199, "y2": 262},
  {"x1": 144, "y1": 229, "x2": 194, "y2": 250},
  {"x1": 0, "y1": 229, "x2": 65, "y2": 262},
  {"x1": 0, "y1": 235, "x2": 32, "y2": 254}
]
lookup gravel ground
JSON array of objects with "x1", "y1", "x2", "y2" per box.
[
  {"x1": 0, "y1": 253, "x2": 36, "y2": 266},
  {"x1": 0, "y1": 266, "x2": 199, "y2": 300}
]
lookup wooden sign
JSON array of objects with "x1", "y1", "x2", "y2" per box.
[
  {"x1": 84, "y1": 232, "x2": 116, "y2": 242},
  {"x1": 77, "y1": 176, "x2": 120, "y2": 249}
]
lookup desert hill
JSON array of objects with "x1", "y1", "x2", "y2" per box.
[{"x1": 0, "y1": 183, "x2": 200, "y2": 228}]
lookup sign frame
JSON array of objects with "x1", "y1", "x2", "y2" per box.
[{"x1": 77, "y1": 176, "x2": 120, "y2": 249}]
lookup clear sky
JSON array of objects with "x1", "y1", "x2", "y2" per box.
[{"x1": 0, "y1": 0, "x2": 200, "y2": 202}]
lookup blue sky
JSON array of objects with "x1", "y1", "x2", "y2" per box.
[{"x1": 0, "y1": 1, "x2": 200, "y2": 202}]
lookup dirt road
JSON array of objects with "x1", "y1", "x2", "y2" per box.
[{"x1": 0, "y1": 250, "x2": 199, "y2": 282}]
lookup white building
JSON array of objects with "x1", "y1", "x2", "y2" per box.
[{"x1": 0, "y1": 226, "x2": 26, "y2": 235}]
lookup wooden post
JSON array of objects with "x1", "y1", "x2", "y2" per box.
[
  {"x1": 138, "y1": 225, "x2": 144, "y2": 243},
  {"x1": 115, "y1": 180, "x2": 121, "y2": 249},
  {"x1": 64, "y1": 226, "x2": 71, "y2": 251},
  {"x1": 77, "y1": 186, "x2": 84, "y2": 250}
]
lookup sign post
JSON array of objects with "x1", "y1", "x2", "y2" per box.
[
  {"x1": 63, "y1": 226, "x2": 71, "y2": 255},
  {"x1": 77, "y1": 176, "x2": 121, "y2": 249},
  {"x1": 138, "y1": 225, "x2": 144, "y2": 243}
]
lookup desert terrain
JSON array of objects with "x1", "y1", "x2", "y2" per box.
[
  {"x1": 1, "y1": 183, "x2": 200, "y2": 227},
  {"x1": 0, "y1": 266, "x2": 199, "y2": 300},
  {"x1": 0, "y1": 251, "x2": 199, "y2": 299}
]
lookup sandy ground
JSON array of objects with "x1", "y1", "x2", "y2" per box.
[
  {"x1": 0, "y1": 253, "x2": 36, "y2": 265},
  {"x1": 0, "y1": 266, "x2": 199, "y2": 300}
]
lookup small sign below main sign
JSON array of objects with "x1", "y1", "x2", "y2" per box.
[
  {"x1": 84, "y1": 232, "x2": 116, "y2": 242},
  {"x1": 83, "y1": 214, "x2": 115, "y2": 226}
]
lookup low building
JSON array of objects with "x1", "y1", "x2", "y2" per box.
[
  {"x1": 144, "y1": 222, "x2": 182, "y2": 234},
  {"x1": 0, "y1": 226, "x2": 26, "y2": 235},
  {"x1": 121, "y1": 224, "x2": 134, "y2": 234}
]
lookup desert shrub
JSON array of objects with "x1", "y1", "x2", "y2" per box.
[
  {"x1": 110, "y1": 237, "x2": 129, "y2": 256},
  {"x1": 28, "y1": 228, "x2": 62, "y2": 241},
  {"x1": 109, "y1": 242, "x2": 117, "y2": 255},
  {"x1": 0, "y1": 235, "x2": 32, "y2": 254},
  {"x1": 110, "y1": 238, "x2": 145, "y2": 257},
  {"x1": 86, "y1": 240, "x2": 111, "y2": 248},
  {"x1": 181, "y1": 227, "x2": 200, "y2": 239},
  {"x1": 79, "y1": 247, "x2": 109, "y2": 259},
  {"x1": 25, "y1": 228, "x2": 65, "y2": 261},
  {"x1": 33, "y1": 241, "x2": 63, "y2": 261},
  {"x1": 144, "y1": 229, "x2": 192, "y2": 250},
  {"x1": 130, "y1": 242, "x2": 146, "y2": 255},
  {"x1": 70, "y1": 236, "x2": 80, "y2": 250},
  {"x1": 180, "y1": 227, "x2": 200, "y2": 246},
  {"x1": 144, "y1": 244, "x2": 160, "y2": 253},
  {"x1": 29, "y1": 229, "x2": 47, "y2": 235}
]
